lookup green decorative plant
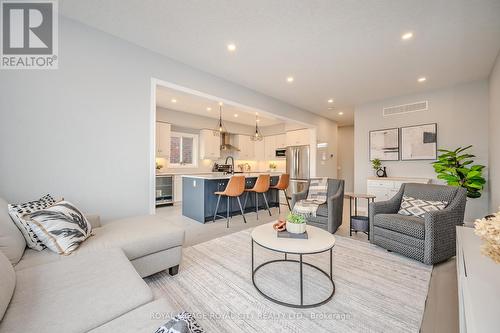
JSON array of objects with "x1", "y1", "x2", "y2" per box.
[
  {"x1": 155, "y1": 162, "x2": 163, "y2": 170},
  {"x1": 432, "y1": 145, "x2": 486, "y2": 199},
  {"x1": 286, "y1": 212, "x2": 306, "y2": 224},
  {"x1": 371, "y1": 158, "x2": 382, "y2": 171}
]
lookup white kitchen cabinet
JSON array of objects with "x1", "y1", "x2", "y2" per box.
[
  {"x1": 234, "y1": 134, "x2": 254, "y2": 159},
  {"x1": 286, "y1": 129, "x2": 310, "y2": 146},
  {"x1": 264, "y1": 136, "x2": 276, "y2": 160},
  {"x1": 366, "y1": 177, "x2": 431, "y2": 202},
  {"x1": 275, "y1": 134, "x2": 287, "y2": 149},
  {"x1": 199, "y1": 129, "x2": 220, "y2": 160},
  {"x1": 156, "y1": 122, "x2": 171, "y2": 159},
  {"x1": 254, "y1": 139, "x2": 266, "y2": 161},
  {"x1": 174, "y1": 175, "x2": 183, "y2": 203}
]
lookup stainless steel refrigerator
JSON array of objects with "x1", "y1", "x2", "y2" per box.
[{"x1": 286, "y1": 145, "x2": 310, "y2": 196}]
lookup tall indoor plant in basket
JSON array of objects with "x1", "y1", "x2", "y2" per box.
[{"x1": 432, "y1": 145, "x2": 486, "y2": 198}]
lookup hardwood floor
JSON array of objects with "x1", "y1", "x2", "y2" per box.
[{"x1": 155, "y1": 198, "x2": 459, "y2": 332}]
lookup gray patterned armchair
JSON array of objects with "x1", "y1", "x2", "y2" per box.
[
  {"x1": 291, "y1": 179, "x2": 344, "y2": 234},
  {"x1": 369, "y1": 183, "x2": 467, "y2": 265}
]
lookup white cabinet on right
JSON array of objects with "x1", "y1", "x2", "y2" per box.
[
  {"x1": 367, "y1": 177, "x2": 431, "y2": 202},
  {"x1": 286, "y1": 129, "x2": 310, "y2": 146},
  {"x1": 275, "y1": 134, "x2": 287, "y2": 149}
]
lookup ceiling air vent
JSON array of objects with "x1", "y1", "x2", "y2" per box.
[{"x1": 383, "y1": 101, "x2": 428, "y2": 117}]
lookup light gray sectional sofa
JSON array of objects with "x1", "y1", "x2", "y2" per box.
[{"x1": 0, "y1": 197, "x2": 185, "y2": 333}]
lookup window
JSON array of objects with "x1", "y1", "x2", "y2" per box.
[{"x1": 169, "y1": 132, "x2": 198, "y2": 168}]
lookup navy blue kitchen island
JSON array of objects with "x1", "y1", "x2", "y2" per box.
[{"x1": 182, "y1": 174, "x2": 281, "y2": 223}]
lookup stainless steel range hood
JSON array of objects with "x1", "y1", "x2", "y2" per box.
[{"x1": 220, "y1": 132, "x2": 240, "y2": 151}]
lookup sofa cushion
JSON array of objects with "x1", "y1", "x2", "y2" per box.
[
  {"x1": 89, "y1": 298, "x2": 180, "y2": 333},
  {"x1": 13, "y1": 247, "x2": 60, "y2": 271},
  {"x1": 27, "y1": 201, "x2": 92, "y2": 255},
  {"x1": 0, "y1": 198, "x2": 26, "y2": 265},
  {"x1": 7, "y1": 194, "x2": 56, "y2": 251},
  {"x1": 373, "y1": 213, "x2": 425, "y2": 239},
  {"x1": 77, "y1": 215, "x2": 185, "y2": 261},
  {"x1": 0, "y1": 248, "x2": 153, "y2": 333},
  {"x1": 0, "y1": 250, "x2": 15, "y2": 321}
]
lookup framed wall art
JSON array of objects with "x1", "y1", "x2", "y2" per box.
[
  {"x1": 400, "y1": 123, "x2": 437, "y2": 160},
  {"x1": 369, "y1": 128, "x2": 399, "y2": 161}
]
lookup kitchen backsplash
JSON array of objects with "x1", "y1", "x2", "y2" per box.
[{"x1": 156, "y1": 157, "x2": 285, "y2": 174}]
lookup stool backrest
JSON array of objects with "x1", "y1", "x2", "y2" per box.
[
  {"x1": 275, "y1": 174, "x2": 290, "y2": 190},
  {"x1": 253, "y1": 174, "x2": 270, "y2": 193},
  {"x1": 225, "y1": 175, "x2": 246, "y2": 197}
]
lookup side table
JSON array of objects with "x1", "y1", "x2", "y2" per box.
[{"x1": 344, "y1": 192, "x2": 376, "y2": 240}]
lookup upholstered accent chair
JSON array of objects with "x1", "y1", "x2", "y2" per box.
[
  {"x1": 291, "y1": 179, "x2": 345, "y2": 234},
  {"x1": 369, "y1": 183, "x2": 467, "y2": 265}
]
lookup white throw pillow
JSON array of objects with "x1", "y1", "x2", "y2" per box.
[
  {"x1": 8, "y1": 194, "x2": 56, "y2": 251},
  {"x1": 26, "y1": 201, "x2": 92, "y2": 255},
  {"x1": 398, "y1": 195, "x2": 448, "y2": 218}
]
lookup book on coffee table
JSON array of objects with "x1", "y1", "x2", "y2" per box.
[{"x1": 277, "y1": 230, "x2": 308, "y2": 239}]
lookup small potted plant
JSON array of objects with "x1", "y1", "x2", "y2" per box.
[
  {"x1": 371, "y1": 158, "x2": 387, "y2": 177},
  {"x1": 286, "y1": 212, "x2": 307, "y2": 234},
  {"x1": 269, "y1": 162, "x2": 277, "y2": 171}
]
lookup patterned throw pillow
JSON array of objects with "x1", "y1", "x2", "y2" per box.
[
  {"x1": 154, "y1": 312, "x2": 205, "y2": 333},
  {"x1": 398, "y1": 196, "x2": 448, "y2": 218},
  {"x1": 8, "y1": 194, "x2": 56, "y2": 251},
  {"x1": 25, "y1": 201, "x2": 92, "y2": 255}
]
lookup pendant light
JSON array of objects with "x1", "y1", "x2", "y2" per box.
[
  {"x1": 213, "y1": 104, "x2": 227, "y2": 136},
  {"x1": 250, "y1": 114, "x2": 263, "y2": 141}
]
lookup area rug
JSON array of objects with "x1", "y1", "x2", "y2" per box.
[{"x1": 145, "y1": 228, "x2": 432, "y2": 333}]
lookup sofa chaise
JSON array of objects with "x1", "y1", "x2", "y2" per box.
[{"x1": 0, "y1": 197, "x2": 185, "y2": 333}]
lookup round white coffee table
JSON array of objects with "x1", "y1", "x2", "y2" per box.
[{"x1": 251, "y1": 222, "x2": 336, "y2": 308}]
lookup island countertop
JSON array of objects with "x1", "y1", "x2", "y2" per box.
[
  {"x1": 181, "y1": 173, "x2": 281, "y2": 223},
  {"x1": 181, "y1": 172, "x2": 283, "y2": 180}
]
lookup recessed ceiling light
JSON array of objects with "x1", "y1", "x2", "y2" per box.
[
  {"x1": 171, "y1": 98, "x2": 177, "y2": 103},
  {"x1": 328, "y1": 99, "x2": 334, "y2": 103},
  {"x1": 206, "y1": 107, "x2": 212, "y2": 111},
  {"x1": 227, "y1": 43, "x2": 236, "y2": 52},
  {"x1": 402, "y1": 32, "x2": 413, "y2": 40},
  {"x1": 338, "y1": 112, "x2": 344, "y2": 115},
  {"x1": 286, "y1": 76, "x2": 294, "y2": 83},
  {"x1": 233, "y1": 114, "x2": 238, "y2": 118},
  {"x1": 219, "y1": 102, "x2": 223, "y2": 106},
  {"x1": 418, "y1": 77, "x2": 427, "y2": 83}
]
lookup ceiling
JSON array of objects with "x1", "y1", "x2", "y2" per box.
[
  {"x1": 156, "y1": 85, "x2": 283, "y2": 127},
  {"x1": 60, "y1": 0, "x2": 500, "y2": 126}
]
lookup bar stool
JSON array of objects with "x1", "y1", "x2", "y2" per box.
[
  {"x1": 243, "y1": 174, "x2": 272, "y2": 220},
  {"x1": 213, "y1": 175, "x2": 246, "y2": 228},
  {"x1": 269, "y1": 173, "x2": 291, "y2": 213}
]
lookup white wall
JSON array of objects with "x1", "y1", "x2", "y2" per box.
[
  {"x1": 0, "y1": 18, "x2": 338, "y2": 221},
  {"x1": 338, "y1": 126, "x2": 354, "y2": 192},
  {"x1": 489, "y1": 53, "x2": 500, "y2": 212},
  {"x1": 354, "y1": 80, "x2": 490, "y2": 220}
]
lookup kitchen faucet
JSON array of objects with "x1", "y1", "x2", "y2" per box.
[{"x1": 225, "y1": 156, "x2": 235, "y2": 174}]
